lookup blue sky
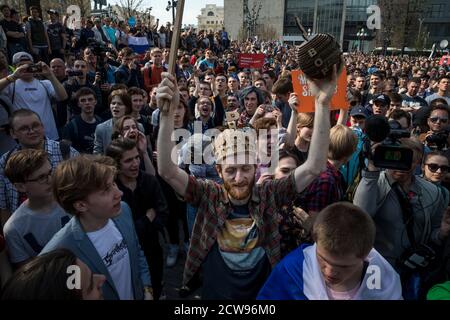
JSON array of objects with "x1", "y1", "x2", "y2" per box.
[{"x1": 105, "y1": 0, "x2": 224, "y2": 26}]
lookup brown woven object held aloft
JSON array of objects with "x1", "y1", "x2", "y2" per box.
[{"x1": 294, "y1": 17, "x2": 342, "y2": 79}]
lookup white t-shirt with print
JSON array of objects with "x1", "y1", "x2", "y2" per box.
[
  {"x1": 2, "y1": 78, "x2": 59, "y2": 140},
  {"x1": 87, "y1": 219, "x2": 134, "y2": 300}
]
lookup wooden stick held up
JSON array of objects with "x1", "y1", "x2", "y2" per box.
[{"x1": 160, "y1": 0, "x2": 186, "y2": 114}]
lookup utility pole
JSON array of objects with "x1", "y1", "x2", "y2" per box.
[
  {"x1": 401, "y1": 0, "x2": 411, "y2": 55},
  {"x1": 166, "y1": 1, "x2": 178, "y2": 25},
  {"x1": 417, "y1": 17, "x2": 424, "y2": 46}
]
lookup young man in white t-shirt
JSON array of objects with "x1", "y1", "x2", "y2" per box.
[
  {"x1": 0, "y1": 51, "x2": 68, "y2": 140},
  {"x1": 41, "y1": 154, "x2": 153, "y2": 300},
  {"x1": 3, "y1": 149, "x2": 70, "y2": 269}
]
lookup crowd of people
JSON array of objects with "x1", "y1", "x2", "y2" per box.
[{"x1": 1, "y1": 5, "x2": 450, "y2": 301}]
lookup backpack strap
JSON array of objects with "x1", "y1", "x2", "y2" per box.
[
  {"x1": 0, "y1": 96, "x2": 11, "y2": 117},
  {"x1": 11, "y1": 81, "x2": 15, "y2": 105}
]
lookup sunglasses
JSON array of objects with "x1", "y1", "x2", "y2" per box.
[
  {"x1": 429, "y1": 117, "x2": 448, "y2": 124},
  {"x1": 425, "y1": 163, "x2": 450, "y2": 173}
]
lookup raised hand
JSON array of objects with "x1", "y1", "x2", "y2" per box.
[
  {"x1": 288, "y1": 93, "x2": 299, "y2": 112},
  {"x1": 307, "y1": 64, "x2": 340, "y2": 105},
  {"x1": 135, "y1": 131, "x2": 148, "y2": 155},
  {"x1": 37, "y1": 61, "x2": 53, "y2": 79},
  {"x1": 156, "y1": 72, "x2": 180, "y2": 114}
]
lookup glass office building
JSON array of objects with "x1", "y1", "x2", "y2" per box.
[
  {"x1": 283, "y1": 0, "x2": 450, "y2": 52},
  {"x1": 283, "y1": 0, "x2": 376, "y2": 51}
]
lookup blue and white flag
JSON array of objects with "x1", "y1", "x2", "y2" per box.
[{"x1": 128, "y1": 36, "x2": 150, "y2": 54}]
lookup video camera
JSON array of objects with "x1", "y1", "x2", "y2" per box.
[
  {"x1": 425, "y1": 131, "x2": 448, "y2": 151},
  {"x1": 67, "y1": 70, "x2": 83, "y2": 77},
  {"x1": 87, "y1": 39, "x2": 112, "y2": 58},
  {"x1": 365, "y1": 115, "x2": 413, "y2": 171}
]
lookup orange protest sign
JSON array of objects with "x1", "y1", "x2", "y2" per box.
[{"x1": 291, "y1": 67, "x2": 349, "y2": 113}]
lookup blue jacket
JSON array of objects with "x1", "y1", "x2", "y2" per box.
[
  {"x1": 257, "y1": 244, "x2": 402, "y2": 300},
  {"x1": 41, "y1": 202, "x2": 151, "y2": 300}
]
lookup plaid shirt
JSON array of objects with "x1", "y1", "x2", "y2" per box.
[
  {"x1": 0, "y1": 139, "x2": 79, "y2": 214},
  {"x1": 297, "y1": 161, "x2": 345, "y2": 214},
  {"x1": 237, "y1": 110, "x2": 252, "y2": 127},
  {"x1": 182, "y1": 173, "x2": 297, "y2": 286}
]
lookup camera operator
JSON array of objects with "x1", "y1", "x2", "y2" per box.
[
  {"x1": 83, "y1": 47, "x2": 98, "y2": 84},
  {"x1": 60, "y1": 59, "x2": 102, "y2": 127},
  {"x1": 353, "y1": 137, "x2": 450, "y2": 296},
  {"x1": 389, "y1": 109, "x2": 412, "y2": 131},
  {"x1": 420, "y1": 104, "x2": 450, "y2": 152},
  {"x1": 114, "y1": 47, "x2": 142, "y2": 88},
  {"x1": 0, "y1": 52, "x2": 67, "y2": 140}
]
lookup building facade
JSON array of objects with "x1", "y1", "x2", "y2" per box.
[
  {"x1": 416, "y1": 0, "x2": 450, "y2": 49},
  {"x1": 283, "y1": 0, "x2": 377, "y2": 50},
  {"x1": 197, "y1": 4, "x2": 224, "y2": 32},
  {"x1": 225, "y1": 0, "x2": 450, "y2": 52},
  {"x1": 224, "y1": 0, "x2": 285, "y2": 40}
]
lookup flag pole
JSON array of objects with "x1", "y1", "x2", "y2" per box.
[{"x1": 161, "y1": 0, "x2": 185, "y2": 113}]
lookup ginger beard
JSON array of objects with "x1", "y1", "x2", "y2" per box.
[{"x1": 223, "y1": 176, "x2": 254, "y2": 200}]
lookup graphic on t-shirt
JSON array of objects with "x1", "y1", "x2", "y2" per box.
[
  {"x1": 217, "y1": 218, "x2": 259, "y2": 253},
  {"x1": 102, "y1": 239, "x2": 128, "y2": 267}
]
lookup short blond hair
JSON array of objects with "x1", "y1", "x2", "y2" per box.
[
  {"x1": 328, "y1": 124, "x2": 358, "y2": 161},
  {"x1": 52, "y1": 155, "x2": 117, "y2": 216}
]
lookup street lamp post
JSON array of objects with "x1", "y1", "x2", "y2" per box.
[
  {"x1": 166, "y1": 1, "x2": 178, "y2": 25},
  {"x1": 357, "y1": 27, "x2": 368, "y2": 53}
]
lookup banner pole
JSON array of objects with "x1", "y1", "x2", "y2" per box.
[{"x1": 161, "y1": 0, "x2": 186, "y2": 113}]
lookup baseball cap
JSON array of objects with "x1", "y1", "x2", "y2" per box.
[
  {"x1": 372, "y1": 94, "x2": 391, "y2": 106},
  {"x1": 12, "y1": 52, "x2": 33, "y2": 65},
  {"x1": 350, "y1": 106, "x2": 369, "y2": 118},
  {"x1": 47, "y1": 9, "x2": 58, "y2": 15}
]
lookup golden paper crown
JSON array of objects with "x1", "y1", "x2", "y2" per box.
[{"x1": 213, "y1": 129, "x2": 257, "y2": 165}]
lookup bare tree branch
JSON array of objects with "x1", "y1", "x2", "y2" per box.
[{"x1": 117, "y1": 0, "x2": 144, "y2": 20}]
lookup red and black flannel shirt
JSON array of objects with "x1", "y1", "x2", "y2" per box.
[
  {"x1": 297, "y1": 161, "x2": 345, "y2": 215},
  {"x1": 237, "y1": 110, "x2": 252, "y2": 127},
  {"x1": 182, "y1": 173, "x2": 297, "y2": 286}
]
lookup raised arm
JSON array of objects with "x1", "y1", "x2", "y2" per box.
[
  {"x1": 156, "y1": 73, "x2": 189, "y2": 197},
  {"x1": 293, "y1": 67, "x2": 339, "y2": 193},
  {"x1": 39, "y1": 62, "x2": 68, "y2": 101},
  {"x1": 284, "y1": 93, "x2": 299, "y2": 148},
  {"x1": 336, "y1": 108, "x2": 348, "y2": 126}
]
